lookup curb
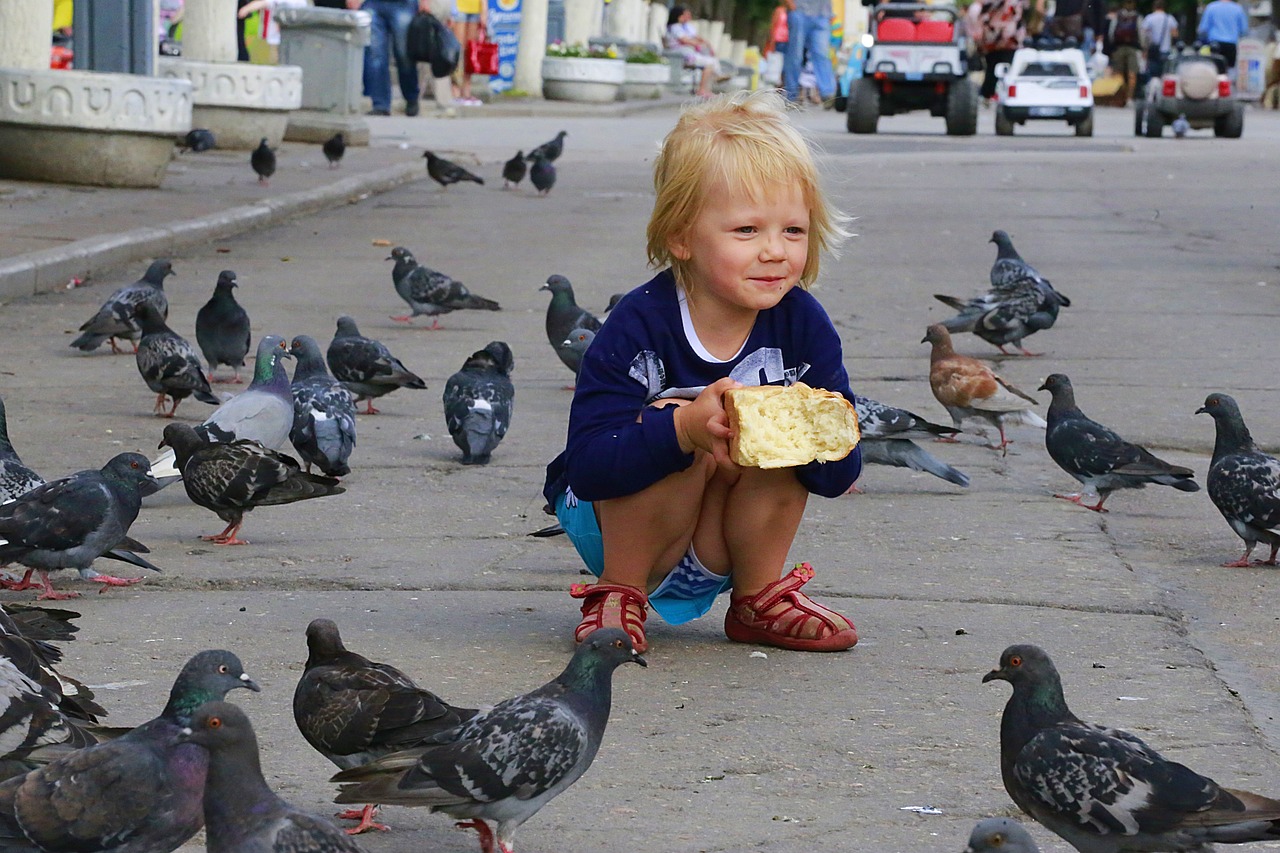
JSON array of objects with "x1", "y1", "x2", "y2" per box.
[{"x1": 0, "y1": 159, "x2": 426, "y2": 302}]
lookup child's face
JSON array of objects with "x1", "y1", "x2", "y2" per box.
[{"x1": 669, "y1": 179, "x2": 810, "y2": 315}]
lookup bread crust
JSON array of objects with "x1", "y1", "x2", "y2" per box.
[{"x1": 726, "y1": 382, "x2": 861, "y2": 468}]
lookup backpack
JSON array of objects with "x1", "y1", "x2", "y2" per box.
[
  {"x1": 1112, "y1": 10, "x2": 1139, "y2": 46},
  {"x1": 407, "y1": 12, "x2": 461, "y2": 78}
]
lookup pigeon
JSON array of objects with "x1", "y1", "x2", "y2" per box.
[
  {"x1": 923, "y1": 324, "x2": 1045, "y2": 455},
  {"x1": 0, "y1": 453, "x2": 159, "y2": 600},
  {"x1": 442, "y1": 342, "x2": 514, "y2": 465},
  {"x1": 933, "y1": 232, "x2": 1070, "y2": 357},
  {"x1": 387, "y1": 247, "x2": 501, "y2": 329},
  {"x1": 1196, "y1": 393, "x2": 1280, "y2": 567},
  {"x1": 0, "y1": 603, "x2": 83, "y2": 644},
  {"x1": 251, "y1": 138, "x2": 276, "y2": 185},
  {"x1": 529, "y1": 152, "x2": 556, "y2": 196},
  {"x1": 293, "y1": 619, "x2": 477, "y2": 834},
  {"x1": 333, "y1": 629, "x2": 646, "y2": 853},
  {"x1": 323, "y1": 132, "x2": 346, "y2": 168},
  {"x1": 525, "y1": 130, "x2": 567, "y2": 163},
  {"x1": 541, "y1": 275, "x2": 602, "y2": 372},
  {"x1": 1172, "y1": 114, "x2": 1190, "y2": 137},
  {"x1": 501, "y1": 151, "x2": 526, "y2": 188},
  {"x1": 0, "y1": 395, "x2": 43, "y2": 505},
  {"x1": 984, "y1": 643, "x2": 1280, "y2": 853},
  {"x1": 0, "y1": 650, "x2": 259, "y2": 853},
  {"x1": 423, "y1": 151, "x2": 483, "y2": 189},
  {"x1": 0, "y1": 655, "x2": 99, "y2": 780},
  {"x1": 853, "y1": 395, "x2": 970, "y2": 488},
  {"x1": 604, "y1": 293, "x2": 624, "y2": 313},
  {"x1": 148, "y1": 336, "x2": 296, "y2": 482},
  {"x1": 1039, "y1": 374, "x2": 1199, "y2": 512},
  {"x1": 0, "y1": 604, "x2": 105, "y2": 724},
  {"x1": 159, "y1": 422, "x2": 344, "y2": 546},
  {"x1": 326, "y1": 316, "x2": 427, "y2": 415},
  {"x1": 557, "y1": 328, "x2": 595, "y2": 379},
  {"x1": 179, "y1": 701, "x2": 368, "y2": 853},
  {"x1": 134, "y1": 302, "x2": 221, "y2": 418},
  {"x1": 965, "y1": 818, "x2": 1042, "y2": 853},
  {"x1": 288, "y1": 335, "x2": 357, "y2": 478},
  {"x1": 180, "y1": 128, "x2": 216, "y2": 152},
  {"x1": 70, "y1": 259, "x2": 173, "y2": 354},
  {"x1": 195, "y1": 270, "x2": 252, "y2": 384}
]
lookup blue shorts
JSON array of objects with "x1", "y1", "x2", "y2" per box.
[
  {"x1": 452, "y1": 12, "x2": 481, "y2": 23},
  {"x1": 555, "y1": 490, "x2": 733, "y2": 626}
]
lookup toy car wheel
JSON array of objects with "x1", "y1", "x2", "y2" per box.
[
  {"x1": 945, "y1": 77, "x2": 979, "y2": 136},
  {"x1": 846, "y1": 78, "x2": 880, "y2": 134},
  {"x1": 1074, "y1": 109, "x2": 1093, "y2": 137},
  {"x1": 994, "y1": 107, "x2": 1014, "y2": 136},
  {"x1": 1134, "y1": 101, "x2": 1146, "y2": 136},
  {"x1": 1214, "y1": 102, "x2": 1244, "y2": 138},
  {"x1": 1144, "y1": 104, "x2": 1164, "y2": 138},
  {"x1": 832, "y1": 93, "x2": 848, "y2": 112}
]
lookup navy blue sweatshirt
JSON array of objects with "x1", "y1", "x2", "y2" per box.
[{"x1": 543, "y1": 270, "x2": 862, "y2": 507}]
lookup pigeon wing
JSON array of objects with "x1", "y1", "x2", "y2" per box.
[
  {"x1": 0, "y1": 477, "x2": 110, "y2": 555},
  {"x1": 271, "y1": 810, "x2": 365, "y2": 853}
]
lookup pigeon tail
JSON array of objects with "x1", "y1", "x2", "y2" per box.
[
  {"x1": 859, "y1": 440, "x2": 970, "y2": 487},
  {"x1": 456, "y1": 294, "x2": 501, "y2": 311}
]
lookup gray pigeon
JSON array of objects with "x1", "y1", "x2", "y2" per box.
[
  {"x1": 423, "y1": 151, "x2": 483, "y2": 189},
  {"x1": 195, "y1": 270, "x2": 252, "y2": 384},
  {"x1": 323, "y1": 132, "x2": 346, "y2": 168},
  {"x1": 1196, "y1": 393, "x2": 1280, "y2": 567},
  {"x1": 529, "y1": 152, "x2": 555, "y2": 196},
  {"x1": 0, "y1": 655, "x2": 99, "y2": 781},
  {"x1": 160, "y1": 423, "x2": 343, "y2": 546},
  {"x1": 149, "y1": 336, "x2": 296, "y2": 481},
  {"x1": 134, "y1": 303, "x2": 221, "y2": 418},
  {"x1": 1172, "y1": 114, "x2": 1190, "y2": 137},
  {"x1": 502, "y1": 150, "x2": 526, "y2": 188},
  {"x1": 289, "y1": 336, "x2": 357, "y2": 478},
  {"x1": 293, "y1": 619, "x2": 477, "y2": 834},
  {"x1": 0, "y1": 650, "x2": 259, "y2": 853},
  {"x1": 525, "y1": 130, "x2": 567, "y2": 163},
  {"x1": 180, "y1": 129, "x2": 216, "y2": 153},
  {"x1": 557, "y1": 328, "x2": 595, "y2": 379},
  {"x1": 965, "y1": 818, "x2": 1042, "y2": 853},
  {"x1": 1039, "y1": 374, "x2": 1198, "y2": 512},
  {"x1": 442, "y1": 342, "x2": 514, "y2": 465},
  {"x1": 179, "y1": 701, "x2": 367, "y2": 853},
  {"x1": 326, "y1": 317, "x2": 427, "y2": 415},
  {"x1": 0, "y1": 453, "x2": 159, "y2": 600},
  {"x1": 251, "y1": 138, "x2": 275, "y2": 185},
  {"x1": 333, "y1": 629, "x2": 646, "y2": 853},
  {"x1": 70, "y1": 260, "x2": 173, "y2": 354},
  {"x1": 0, "y1": 395, "x2": 43, "y2": 505},
  {"x1": 853, "y1": 395, "x2": 970, "y2": 488},
  {"x1": 984, "y1": 643, "x2": 1280, "y2": 853},
  {"x1": 541, "y1": 276, "x2": 602, "y2": 373},
  {"x1": 387, "y1": 247, "x2": 501, "y2": 329}
]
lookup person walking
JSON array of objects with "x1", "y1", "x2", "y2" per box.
[
  {"x1": 450, "y1": 0, "x2": 488, "y2": 106},
  {"x1": 1141, "y1": 0, "x2": 1178, "y2": 78},
  {"x1": 976, "y1": 0, "x2": 1030, "y2": 101},
  {"x1": 349, "y1": 0, "x2": 421, "y2": 116},
  {"x1": 1197, "y1": 0, "x2": 1249, "y2": 78},
  {"x1": 1107, "y1": 0, "x2": 1142, "y2": 104},
  {"x1": 783, "y1": 0, "x2": 836, "y2": 105}
]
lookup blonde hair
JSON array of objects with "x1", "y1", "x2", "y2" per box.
[{"x1": 646, "y1": 89, "x2": 849, "y2": 291}]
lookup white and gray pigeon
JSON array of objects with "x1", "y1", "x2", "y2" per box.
[
  {"x1": 0, "y1": 604, "x2": 105, "y2": 725},
  {"x1": 0, "y1": 395, "x2": 43, "y2": 505},
  {"x1": 179, "y1": 701, "x2": 367, "y2": 853},
  {"x1": 293, "y1": 619, "x2": 477, "y2": 834},
  {"x1": 0, "y1": 655, "x2": 99, "y2": 781},
  {"x1": 289, "y1": 335, "x2": 356, "y2": 478},
  {"x1": 933, "y1": 230, "x2": 1070, "y2": 357},
  {"x1": 70, "y1": 259, "x2": 173, "y2": 354},
  {"x1": 387, "y1": 247, "x2": 501, "y2": 329},
  {"x1": 853, "y1": 395, "x2": 970, "y2": 488},
  {"x1": 541, "y1": 276, "x2": 602, "y2": 374},
  {"x1": 134, "y1": 302, "x2": 221, "y2": 419},
  {"x1": 0, "y1": 453, "x2": 159, "y2": 601},
  {"x1": 557, "y1": 328, "x2": 595, "y2": 380},
  {"x1": 326, "y1": 317, "x2": 427, "y2": 415},
  {"x1": 333, "y1": 629, "x2": 646, "y2": 853},
  {"x1": 195, "y1": 270, "x2": 252, "y2": 384},
  {"x1": 965, "y1": 818, "x2": 1042, "y2": 853},
  {"x1": 149, "y1": 335, "x2": 295, "y2": 482},
  {"x1": 1039, "y1": 374, "x2": 1198, "y2": 513},
  {"x1": 443, "y1": 341, "x2": 514, "y2": 466},
  {"x1": 985, "y1": 643, "x2": 1280, "y2": 853},
  {"x1": 0, "y1": 650, "x2": 259, "y2": 853},
  {"x1": 1196, "y1": 393, "x2": 1280, "y2": 567}
]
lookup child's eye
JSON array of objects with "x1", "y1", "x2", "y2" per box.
[
  {"x1": 734, "y1": 226, "x2": 756, "y2": 234},
  {"x1": 785, "y1": 226, "x2": 806, "y2": 235}
]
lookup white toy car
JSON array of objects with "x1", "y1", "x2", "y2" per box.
[{"x1": 994, "y1": 43, "x2": 1094, "y2": 136}]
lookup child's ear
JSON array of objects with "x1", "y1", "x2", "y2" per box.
[{"x1": 668, "y1": 230, "x2": 691, "y2": 261}]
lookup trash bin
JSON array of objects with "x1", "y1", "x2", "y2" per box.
[{"x1": 277, "y1": 7, "x2": 372, "y2": 115}]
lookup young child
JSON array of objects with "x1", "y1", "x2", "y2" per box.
[{"x1": 542, "y1": 90, "x2": 861, "y2": 655}]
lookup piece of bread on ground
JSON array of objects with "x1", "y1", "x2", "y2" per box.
[{"x1": 726, "y1": 382, "x2": 860, "y2": 469}]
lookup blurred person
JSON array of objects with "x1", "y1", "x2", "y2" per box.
[
  {"x1": 783, "y1": 0, "x2": 836, "y2": 103},
  {"x1": 975, "y1": 0, "x2": 1034, "y2": 99},
  {"x1": 666, "y1": 5, "x2": 724, "y2": 98},
  {"x1": 349, "y1": 0, "x2": 422, "y2": 116},
  {"x1": 762, "y1": 0, "x2": 790, "y2": 87},
  {"x1": 238, "y1": 0, "x2": 308, "y2": 63},
  {"x1": 450, "y1": 0, "x2": 488, "y2": 105},
  {"x1": 1048, "y1": 0, "x2": 1085, "y2": 41},
  {"x1": 1141, "y1": 0, "x2": 1178, "y2": 78},
  {"x1": 1107, "y1": 0, "x2": 1141, "y2": 103},
  {"x1": 1197, "y1": 0, "x2": 1248, "y2": 77}
]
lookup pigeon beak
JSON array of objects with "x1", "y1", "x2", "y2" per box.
[
  {"x1": 538, "y1": 284, "x2": 550, "y2": 292},
  {"x1": 157, "y1": 438, "x2": 168, "y2": 450},
  {"x1": 981, "y1": 668, "x2": 1005, "y2": 684},
  {"x1": 919, "y1": 334, "x2": 929, "y2": 344},
  {"x1": 632, "y1": 651, "x2": 648, "y2": 667},
  {"x1": 240, "y1": 673, "x2": 262, "y2": 692},
  {"x1": 1194, "y1": 406, "x2": 1208, "y2": 415},
  {"x1": 179, "y1": 726, "x2": 192, "y2": 737},
  {"x1": 1037, "y1": 380, "x2": 1049, "y2": 392},
  {"x1": 385, "y1": 255, "x2": 395, "y2": 261}
]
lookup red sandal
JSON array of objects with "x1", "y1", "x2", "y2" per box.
[
  {"x1": 724, "y1": 563, "x2": 857, "y2": 652},
  {"x1": 570, "y1": 582, "x2": 649, "y2": 653}
]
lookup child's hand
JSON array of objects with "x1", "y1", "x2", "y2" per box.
[{"x1": 672, "y1": 377, "x2": 740, "y2": 467}]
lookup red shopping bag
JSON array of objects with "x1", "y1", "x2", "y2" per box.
[{"x1": 465, "y1": 27, "x2": 499, "y2": 75}]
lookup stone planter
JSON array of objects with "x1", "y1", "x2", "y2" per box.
[
  {"x1": 157, "y1": 58, "x2": 302, "y2": 149},
  {"x1": 0, "y1": 69, "x2": 193, "y2": 188},
  {"x1": 541, "y1": 57, "x2": 625, "y2": 103},
  {"x1": 621, "y1": 62, "x2": 669, "y2": 100}
]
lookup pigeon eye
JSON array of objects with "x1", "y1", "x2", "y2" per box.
[
  {"x1": 218, "y1": 664, "x2": 229, "y2": 673},
  {"x1": 207, "y1": 717, "x2": 222, "y2": 729},
  {"x1": 1009, "y1": 655, "x2": 1023, "y2": 667},
  {"x1": 130, "y1": 461, "x2": 140, "y2": 469}
]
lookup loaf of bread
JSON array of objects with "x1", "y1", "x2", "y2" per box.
[{"x1": 725, "y1": 382, "x2": 861, "y2": 469}]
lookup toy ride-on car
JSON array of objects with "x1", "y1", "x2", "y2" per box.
[
  {"x1": 993, "y1": 40, "x2": 1094, "y2": 136},
  {"x1": 846, "y1": 2, "x2": 978, "y2": 136},
  {"x1": 1136, "y1": 45, "x2": 1243, "y2": 138}
]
